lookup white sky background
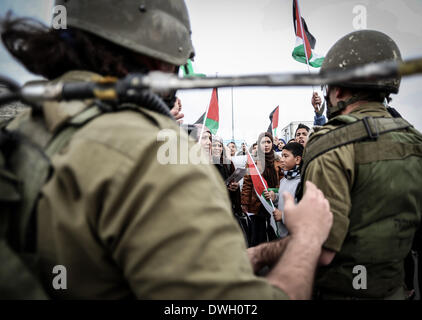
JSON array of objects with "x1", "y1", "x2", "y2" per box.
[{"x1": 1, "y1": 0, "x2": 421, "y2": 145}]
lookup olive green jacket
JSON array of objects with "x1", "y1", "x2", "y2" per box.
[
  {"x1": 303, "y1": 102, "x2": 422, "y2": 299},
  {"x1": 34, "y1": 71, "x2": 288, "y2": 300}
]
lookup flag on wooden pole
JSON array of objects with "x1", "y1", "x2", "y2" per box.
[{"x1": 292, "y1": 0, "x2": 324, "y2": 68}]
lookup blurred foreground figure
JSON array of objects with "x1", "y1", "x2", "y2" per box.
[{"x1": 1, "y1": 0, "x2": 332, "y2": 299}]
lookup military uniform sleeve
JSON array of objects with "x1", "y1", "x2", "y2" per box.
[
  {"x1": 303, "y1": 143, "x2": 355, "y2": 252},
  {"x1": 37, "y1": 110, "x2": 289, "y2": 300},
  {"x1": 93, "y1": 113, "x2": 288, "y2": 299},
  {"x1": 105, "y1": 134, "x2": 288, "y2": 299}
]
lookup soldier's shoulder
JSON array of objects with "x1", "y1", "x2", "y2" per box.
[
  {"x1": 75, "y1": 108, "x2": 184, "y2": 159},
  {"x1": 308, "y1": 115, "x2": 358, "y2": 142}
]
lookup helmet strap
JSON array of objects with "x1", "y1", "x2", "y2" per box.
[{"x1": 327, "y1": 92, "x2": 374, "y2": 120}]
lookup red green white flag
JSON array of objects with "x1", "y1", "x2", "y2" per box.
[
  {"x1": 271, "y1": 106, "x2": 279, "y2": 137},
  {"x1": 205, "y1": 88, "x2": 219, "y2": 135},
  {"x1": 246, "y1": 150, "x2": 279, "y2": 236},
  {"x1": 292, "y1": 0, "x2": 324, "y2": 68}
]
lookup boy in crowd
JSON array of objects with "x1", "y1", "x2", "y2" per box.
[
  {"x1": 295, "y1": 124, "x2": 310, "y2": 147},
  {"x1": 265, "y1": 142, "x2": 304, "y2": 238}
]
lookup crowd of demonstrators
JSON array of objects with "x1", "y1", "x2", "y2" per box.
[
  {"x1": 241, "y1": 132, "x2": 284, "y2": 246},
  {"x1": 212, "y1": 136, "x2": 250, "y2": 245}
]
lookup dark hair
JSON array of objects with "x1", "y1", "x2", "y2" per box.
[
  {"x1": 338, "y1": 86, "x2": 392, "y2": 103},
  {"x1": 295, "y1": 123, "x2": 310, "y2": 136},
  {"x1": 258, "y1": 132, "x2": 273, "y2": 145},
  {"x1": 0, "y1": 15, "x2": 148, "y2": 79},
  {"x1": 248, "y1": 142, "x2": 257, "y2": 154},
  {"x1": 282, "y1": 142, "x2": 304, "y2": 158},
  {"x1": 227, "y1": 142, "x2": 237, "y2": 148}
]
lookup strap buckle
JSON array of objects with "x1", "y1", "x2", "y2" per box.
[{"x1": 362, "y1": 117, "x2": 379, "y2": 140}]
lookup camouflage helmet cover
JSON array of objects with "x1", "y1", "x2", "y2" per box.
[
  {"x1": 54, "y1": 0, "x2": 195, "y2": 66},
  {"x1": 321, "y1": 30, "x2": 402, "y2": 93}
]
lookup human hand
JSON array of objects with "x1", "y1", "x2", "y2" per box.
[
  {"x1": 283, "y1": 181, "x2": 333, "y2": 244},
  {"x1": 241, "y1": 205, "x2": 248, "y2": 214},
  {"x1": 170, "y1": 97, "x2": 184, "y2": 124},
  {"x1": 228, "y1": 181, "x2": 239, "y2": 192},
  {"x1": 264, "y1": 190, "x2": 275, "y2": 201},
  {"x1": 311, "y1": 92, "x2": 322, "y2": 112},
  {"x1": 273, "y1": 208, "x2": 283, "y2": 222},
  {"x1": 247, "y1": 246, "x2": 264, "y2": 274}
]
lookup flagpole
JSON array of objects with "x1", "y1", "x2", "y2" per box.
[
  {"x1": 231, "y1": 86, "x2": 234, "y2": 142},
  {"x1": 296, "y1": 0, "x2": 319, "y2": 108},
  {"x1": 198, "y1": 99, "x2": 210, "y2": 144},
  {"x1": 296, "y1": 0, "x2": 312, "y2": 77}
]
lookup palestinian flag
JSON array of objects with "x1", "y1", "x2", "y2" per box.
[
  {"x1": 204, "y1": 88, "x2": 219, "y2": 135},
  {"x1": 246, "y1": 151, "x2": 279, "y2": 236},
  {"x1": 182, "y1": 59, "x2": 206, "y2": 78},
  {"x1": 292, "y1": 0, "x2": 324, "y2": 68},
  {"x1": 267, "y1": 106, "x2": 279, "y2": 137}
]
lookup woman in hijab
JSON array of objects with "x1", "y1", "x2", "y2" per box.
[{"x1": 241, "y1": 132, "x2": 283, "y2": 246}]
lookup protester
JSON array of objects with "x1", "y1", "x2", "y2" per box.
[
  {"x1": 265, "y1": 142, "x2": 304, "y2": 238},
  {"x1": 236, "y1": 142, "x2": 247, "y2": 156},
  {"x1": 277, "y1": 138, "x2": 286, "y2": 151},
  {"x1": 249, "y1": 142, "x2": 258, "y2": 158},
  {"x1": 212, "y1": 136, "x2": 250, "y2": 245},
  {"x1": 227, "y1": 141, "x2": 237, "y2": 157},
  {"x1": 295, "y1": 124, "x2": 310, "y2": 147},
  {"x1": 311, "y1": 92, "x2": 326, "y2": 126},
  {"x1": 241, "y1": 132, "x2": 283, "y2": 246},
  {"x1": 194, "y1": 124, "x2": 212, "y2": 159},
  {"x1": 170, "y1": 96, "x2": 184, "y2": 124},
  {"x1": 224, "y1": 144, "x2": 232, "y2": 160}
]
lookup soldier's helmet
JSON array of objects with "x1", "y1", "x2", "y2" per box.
[
  {"x1": 321, "y1": 30, "x2": 402, "y2": 93},
  {"x1": 320, "y1": 30, "x2": 402, "y2": 119},
  {"x1": 54, "y1": 0, "x2": 195, "y2": 66}
]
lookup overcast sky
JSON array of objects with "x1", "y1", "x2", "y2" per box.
[{"x1": 1, "y1": 0, "x2": 421, "y2": 145}]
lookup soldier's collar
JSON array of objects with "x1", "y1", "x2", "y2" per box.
[{"x1": 41, "y1": 71, "x2": 98, "y2": 133}]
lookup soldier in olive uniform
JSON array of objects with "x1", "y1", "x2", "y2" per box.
[
  {"x1": 301, "y1": 30, "x2": 422, "y2": 299},
  {"x1": 1, "y1": 0, "x2": 333, "y2": 299}
]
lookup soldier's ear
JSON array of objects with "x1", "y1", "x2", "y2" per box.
[{"x1": 336, "y1": 87, "x2": 353, "y2": 101}]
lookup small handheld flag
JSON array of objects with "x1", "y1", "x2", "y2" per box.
[
  {"x1": 246, "y1": 150, "x2": 280, "y2": 236},
  {"x1": 204, "y1": 88, "x2": 219, "y2": 135},
  {"x1": 267, "y1": 106, "x2": 279, "y2": 138}
]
